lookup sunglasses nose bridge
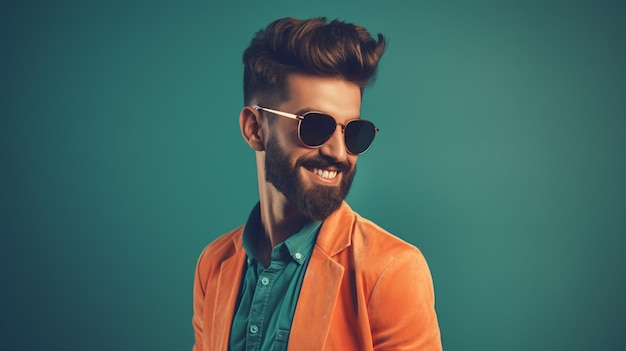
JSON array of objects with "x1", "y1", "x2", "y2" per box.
[
  {"x1": 334, "y1": 122, "x2": 346, "y2": 135},
  {"x1": 329, "y1": 121, "x2": 362, "y2": 155}
]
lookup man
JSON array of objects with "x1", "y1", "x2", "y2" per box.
[{"x1": 192, "y1": 17, "x2": 442, "y2": 351}]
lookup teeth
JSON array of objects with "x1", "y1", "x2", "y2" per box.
[{"x1": 312, "y1": 168, "x2": 338, "y2": 179}]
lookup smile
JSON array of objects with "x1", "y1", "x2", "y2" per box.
[{"x1": 311, "y1": 168, "x2": 338, "y2": 180}]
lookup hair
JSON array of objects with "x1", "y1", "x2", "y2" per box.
[{"x1": 242, "y1": 17, "x2": 386, "y2": 106}]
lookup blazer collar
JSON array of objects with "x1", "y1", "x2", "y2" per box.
[{"x1": 313, "y1": 201, "x2": 356, "y2": 257}]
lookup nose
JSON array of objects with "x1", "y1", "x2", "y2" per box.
[{"x1": 318, "y1": 124, "x2": 348, "y2": 162}]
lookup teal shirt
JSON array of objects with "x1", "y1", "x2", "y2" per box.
[{"x1": 229, "y1": 203, "x2": 321, "y2": 351}]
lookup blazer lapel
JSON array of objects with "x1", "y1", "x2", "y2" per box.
[
  {"x1": 288, "y1": 202, "x2": 355, "y2": 350},
  {"x1": 288, "y1": 248, "x2": 345, "y2": 350}
]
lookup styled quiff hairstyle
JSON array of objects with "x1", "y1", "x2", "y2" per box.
[{"x1": 242, "y1": 17, "x2": 386, "y2": 106}]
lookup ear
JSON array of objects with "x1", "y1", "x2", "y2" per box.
[{"x1": 239, "y1": 106, "x2": 265, "y2": 151}]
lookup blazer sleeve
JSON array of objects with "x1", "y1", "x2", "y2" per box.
[{"x1": 367, "y1": 250, "x2": 442, "y2": 351}]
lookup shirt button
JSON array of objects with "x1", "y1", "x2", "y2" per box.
[
  {"x1": 249, "y1": 325, "x2": 259, "y2": 334},
  {"x1": 261, "y1": 277, "x2": 270, "y2": 285},
  {"x1": 294, "y1": 252, "x2": 302, "y2": 260}
]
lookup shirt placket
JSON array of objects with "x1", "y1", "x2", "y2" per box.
[{"x1": 245, "y1": 259, "x2": 285, "y2": 351}]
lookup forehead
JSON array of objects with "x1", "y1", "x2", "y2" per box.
[{"x1": 281, "y1": 74, "x2": 362, "y2": 120}]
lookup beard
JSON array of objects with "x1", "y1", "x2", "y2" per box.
[{"x1": 264, "y1": 137, "x2": 356, "y2": 221}]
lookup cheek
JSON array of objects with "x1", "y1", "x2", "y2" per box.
[
  {"x1": 271, "y1": 118, "x2": 299, "y2": 140},
  {"x1": 269, "y1": 126, "x2": 302, "y2": 153},
  {"x1": 348, "y1": 155, "x2": 358, "y2": 168},
  {"x1": 288, "y1": 129, "x2": 303, "y2": 148}
]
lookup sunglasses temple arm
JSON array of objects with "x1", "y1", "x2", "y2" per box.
[{"x1": 253, "y1": 106, "x2": 302, "y2": 121}]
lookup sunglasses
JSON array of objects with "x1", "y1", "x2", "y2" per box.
[{"x1": 253, "y1": 105, "x2": 379, "y2": 155}]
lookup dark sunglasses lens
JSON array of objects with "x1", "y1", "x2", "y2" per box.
[
  {"x1": 299, "y1": 113, "x2": 337, "y2": 147},
  {"x1": 345, "y1": 120, "x2": 377, "y2": 154}
]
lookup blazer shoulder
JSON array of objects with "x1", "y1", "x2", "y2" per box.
[
  {"x1": 347, "y1": 212, "x2": 431, "y2": 282},
  {"x1": 196, "y1": 225, "x2": 244, "y2": 276},
  {"x1": 352, "y1": 213, "x2": 423, "y2": 257}
]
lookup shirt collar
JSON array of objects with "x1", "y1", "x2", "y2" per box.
[{"x1": 242, "y1": 202, "x2": 321, "y2": 265}]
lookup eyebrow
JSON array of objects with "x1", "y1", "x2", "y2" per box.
[{"x1": 293, "y1": 107, "x2": 319, "y2": 116}]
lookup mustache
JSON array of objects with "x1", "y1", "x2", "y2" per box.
[{"x1": 296, "y1": 156, "x2": 352, "y2": 173}]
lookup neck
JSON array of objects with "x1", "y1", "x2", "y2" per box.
[
  {"x1": 258, "y1": 186, "x2": 309, "y2": 248},
  {"x1": 254, "y1": 166, "x2": 310, "y2": 267}
]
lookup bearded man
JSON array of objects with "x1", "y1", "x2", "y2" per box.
[{"x1": 192, "y1": 17, "x2": 442, "y2": 351}]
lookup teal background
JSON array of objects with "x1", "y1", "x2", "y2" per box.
[{"x1": 1, "y1": 0, "x2": 625, "y2": 350}]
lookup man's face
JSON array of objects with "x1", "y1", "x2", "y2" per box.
[{"x1": 262, "y1": 74, "x2": 362, "y2": 220}]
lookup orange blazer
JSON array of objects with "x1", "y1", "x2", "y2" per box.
[{"x1": 192, "y1": 202, "x2": 442, "y2": 350}]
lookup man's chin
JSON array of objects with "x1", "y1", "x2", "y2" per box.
[
  {"x1": 293, "y1": 186, "x2": 345, "y2": 220},
  {"x1": 293, "y1": 170, "x2": 354, "y2": 220}
]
